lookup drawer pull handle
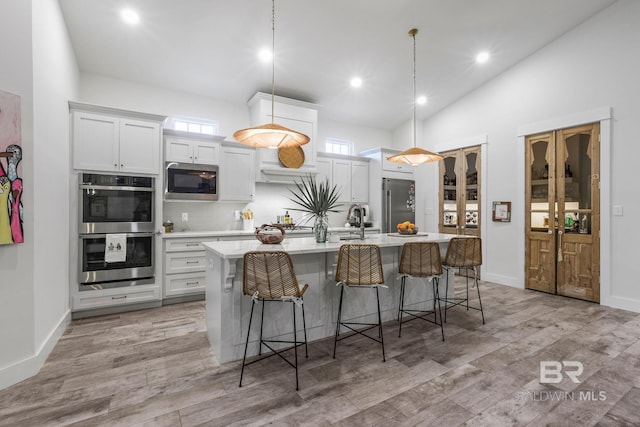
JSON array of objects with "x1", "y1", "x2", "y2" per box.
[
  {"x1": 111, "y1": 295, "x2": 127, "y2": 300},
  {"x1": 186, "y1": 243, "x2": 200, "y2": 247},
  {"x1": 186, "y1": 260, "x2": 200, "y2": 264},
  {"x1": 186, "y1": 281, "x2": 200, "y2": 286}
]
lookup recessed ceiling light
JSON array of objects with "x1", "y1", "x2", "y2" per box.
[
  {"x1": 476, "y1": 51, "x2": 490, "y2": 64},
  {"x1": 416, "y1": 95, "x2": 427, "y2": 105},
  {"x1": 258, "y1": 48, "x2": 272, "y2": 62},
  {"x1": 121, "y1": 8, "x2": 140, "y2": 25},
  {"x1": 350, "y1": 77, "x2": 363, "y2": 88}
]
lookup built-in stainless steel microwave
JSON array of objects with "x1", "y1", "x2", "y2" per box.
[{"x1": 165, "y1": 162, "x2": 218, "y2": 201}]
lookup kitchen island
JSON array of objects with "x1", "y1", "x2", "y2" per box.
[{"x1": 202, "y1": 233, "x2": 456, "y2": 363}]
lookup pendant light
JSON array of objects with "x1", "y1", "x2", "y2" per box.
[
  {"x1": 233, "y1": 0, "x2": 310, "y2": 148},
  {"x1": 387, "y1": 28, "x2": 442, "y2": 165}
]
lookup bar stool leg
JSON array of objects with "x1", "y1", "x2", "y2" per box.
[
  {"x1": 466, "y1": 271, "x2": 470, "y2": 311},
  {"x1": 444, "y1": 268, "x2": 450, "y2": 323},
  {"x1": 333, "y1": 285, "x2": 345, "y2": 359},
  {"x1": 397, "y1": 275, "x2": 405, "y2": 322},
  {"x1": 239, "y1": 299, "x2": 256, "y2": 387},
  {"x1": 398, "y1": 276, "x2": 406, "y2": 337},
  {"x1": 474, "y1": 267, "x2": 486, "y2": 324},
  {"x1": 434, "y1": 278, "x2": 445, "y2": 341},
  {"x1": 376, "y1": 287, "x2": 386, "y2": 362},
  {"x1": 301, "y1": 298, "x2": 308, "y2": 358},
  {"x1": 292, "y1": 301, "x2": 299, "y2": 391},
  {"x1": 258, "y1": 300, "x2": 266, "y2": 356}
]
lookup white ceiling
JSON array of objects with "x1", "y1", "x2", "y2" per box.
[{"x1": 58, "y1": 0, "x2": 617, "y2": 131}]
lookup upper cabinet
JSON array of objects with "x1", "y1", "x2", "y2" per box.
[
  {"x1": 70, "y1": 102, "x2": 165, "y2": 175},
  {"x1": 163, "y1": 129, "x2": 222, "y2": 165},
  {"x1": 219, "y1": 144, "x2": 256, "y2": 202},
  {"x1": 360, "y1": 148, "x2": 415, "y2": 179},
  {"x1": 317, "y1": 153, "x2": 369, "y2": 204},
  {"x1": 246, "y1": 93, "x2": 319, "y2": 183}
]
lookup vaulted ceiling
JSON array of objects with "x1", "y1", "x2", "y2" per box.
[{"x1": 59, "y1": 0, "x2": 617, "y2": 130}]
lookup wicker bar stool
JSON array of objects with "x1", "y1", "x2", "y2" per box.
[
  {"x1": 397, "y1": 242, "x2": 445, "y2": 340},
  {"x1": 239, "y1": 251, "x2": 309, "y2": 390},
  {"x1": 441, "y1": 237, "x2": 485, "y2": 324},
  {"x1": 333, "y1": 244, "x2": 387, "y2": 362}
]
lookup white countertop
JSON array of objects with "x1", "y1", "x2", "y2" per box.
[
  {"x1": 162, "y1": 226, "x2": 379, "y2": 239},
  {"x1": 202, "y1": 232, "x2": 453, "y2": 259}
]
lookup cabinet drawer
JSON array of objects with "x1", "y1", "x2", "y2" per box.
[
  {"x1": 165, "y1": 251, "x2": 206, "y2": 274},
  {"x1": 73, "y1": 286, "x2": 161, "y2": 310},
  {"x1": 165, "y1": 239, "x2": 205, "y2": 252},
  {"x1": 165, "y1": 272, "x2": 206, "y2": 297}
]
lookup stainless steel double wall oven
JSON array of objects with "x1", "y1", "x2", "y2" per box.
[{"x1": 79, "y1": 173, "x2": 155, "y2": 290}]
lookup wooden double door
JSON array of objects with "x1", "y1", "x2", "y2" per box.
[
  {"x1": 525, "y1": 123, "x2": 600, "y2": 302},
  {"x1": 439, "y1": 146, "x2": 481, "y2": 237}
]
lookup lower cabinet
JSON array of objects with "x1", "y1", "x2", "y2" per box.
[
  {"x1": 73, "y1": 285, "x2": 161, "y2": 312},
  {"x1": 163, "y1": 237, "x2": 211, "y2": 299}
]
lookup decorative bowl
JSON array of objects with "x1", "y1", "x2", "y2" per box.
[
  {"x1": 397, "y1": 226, "x2": 418, "y2": 235},
  {"x1": 254, "y1": 224, "x2": 286, "y2": 244}
]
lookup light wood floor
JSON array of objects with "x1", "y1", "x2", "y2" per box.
[{"x1": 2, "y1": 279, "x2": 640, "y2": 426}]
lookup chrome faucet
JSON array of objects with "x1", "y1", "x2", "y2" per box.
[{"x1": 348, "y1": 204, "x2": 365, "y2": 240}]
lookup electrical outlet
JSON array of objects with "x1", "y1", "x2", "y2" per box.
[{"x1": 181, "y1": 212, "x2": 189, "y2": 222}]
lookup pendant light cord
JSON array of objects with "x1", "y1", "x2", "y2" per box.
[
  {"x1": 411, "y1": 29, "x2": 417, "y2": 148},
  {"x1": 271, "y1": 0, "x2": 276, "y2": 125}
]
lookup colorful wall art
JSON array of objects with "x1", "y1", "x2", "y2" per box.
[{"x1": 0, "y1": 90, "x2": 23, "y2": 245}]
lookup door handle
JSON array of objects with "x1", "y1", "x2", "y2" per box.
[{"x1": 557, "y1": 230, "x2": 563, "y2": 262}]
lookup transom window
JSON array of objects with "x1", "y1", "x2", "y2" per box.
[
  {"x1": 165, "y1": 116, "x2": 219, "y2": 136},
  {"x1": 325, "y1": 138, "x2": 354, "y2": 155}
]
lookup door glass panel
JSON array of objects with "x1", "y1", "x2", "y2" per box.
[
  {"x1": 562, "y1": 133, "x2": 592, "y2": 234},
  {"x1": 530, "y1": 139, "x2": 550, "y2": 231},
  {"x1": 563, "y1": 133, "x2": 592, "y2": 209},
  {"x1": 465, "y1": 151, "x2": 478, "y2": 229},
  {"x1": 442, "y1": 155, "x2": 457, "y2": 229}
]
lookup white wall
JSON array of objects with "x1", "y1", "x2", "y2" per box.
[
  {"x1": 318, "y1": 118, "x2": 391, "y2": 154},
  {"x1": 415, "y1": 0, "x2": 640, "y2": 311},
  {"x1": 0, "y1": 0, "x2": 36, "y2": 389},
  {"x1": 33, "y1": 0, "x2": 78, "y2": 351},
  {"x1": 0, "y1": 0, "x2": 78, "y2": 390}
]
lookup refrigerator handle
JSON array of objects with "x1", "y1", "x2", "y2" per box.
[{"x1": 385, "y1": 189, "x2": 392, "y2": 233}]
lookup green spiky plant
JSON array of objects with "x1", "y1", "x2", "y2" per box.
[{"x1": 287, "y1": 175, "x2": 342, "y2": 224}]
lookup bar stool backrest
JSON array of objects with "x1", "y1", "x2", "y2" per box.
[
  {"x1": 399, "y1": 242, "x2": 443, "y2": 277},
  {"x1": 443, "y1": 237, "x2": 482, "y2": 268},
  {"x1": 243, "y1": 251, "x2": 302, "y2": 298},
  {"x1": 335, "y1": 244, "x2": 384, "y2": 286}
]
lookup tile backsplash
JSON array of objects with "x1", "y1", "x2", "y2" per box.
[{"x1": 162, "y1": 182, "x2": 350, "y2": 232}]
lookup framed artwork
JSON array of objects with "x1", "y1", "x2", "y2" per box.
[
  {"x1": 0, "y1": 90, "x2": 23, "y2": 245},
  {"x1": 492, "y1": 201, "x2": 511, "y2": 222}
]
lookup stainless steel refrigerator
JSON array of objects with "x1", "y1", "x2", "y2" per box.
[{"x1": 381, "y1": 178, "x2": 415, "y2": 233}]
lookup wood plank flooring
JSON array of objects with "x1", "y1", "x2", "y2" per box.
[{"x1": 2, "y1": 279, "x2": 640, "y2": 426}]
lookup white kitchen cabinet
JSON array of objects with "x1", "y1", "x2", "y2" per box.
[
  {"x1": 163, "y1": 237, "x2": 209, "y2": 299},
  {"x1": 73, "y1": 285, "x2": 161, "y2": 312},
  {"x1": 164, "y1": 132, "x2": 221, "y2": 165},
  {"x1": 317, "y1": 153, "x2": 369, "y2": 204},
  {"x1": 70, "y1": 102, "x2": 165, "y2": 175},
  {"x1": 247, "y1": 92, "x2": 319, "y2": 183},
  {"x1": 361, "y1": 148, "x2": 416, "y2": 179},
  {"x1": 219, "y1": 145, "x2": 255, "y2": 201}
]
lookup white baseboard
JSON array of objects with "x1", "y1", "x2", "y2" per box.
[
  {"x1": 482, "y1": 273, "x2": 522, "y2": 289},
  {"x1": 0, "y1": 309, "x2": 71, "y2": 390},
  {"x1": 601, "y1": 295, "x2": 640, "y2": 314}
]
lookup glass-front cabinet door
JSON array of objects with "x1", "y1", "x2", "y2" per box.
[{"x1": 439, "y1": 146, "x2": 481, "y2": 237}]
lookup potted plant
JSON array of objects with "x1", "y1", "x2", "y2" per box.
[{"x1": 288, "y1": 175, "x2": 342, "y2": 243}]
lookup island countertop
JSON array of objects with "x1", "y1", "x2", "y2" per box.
[{"x1": 202, "y1": 232, "x2": 454, "y2": 259}]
